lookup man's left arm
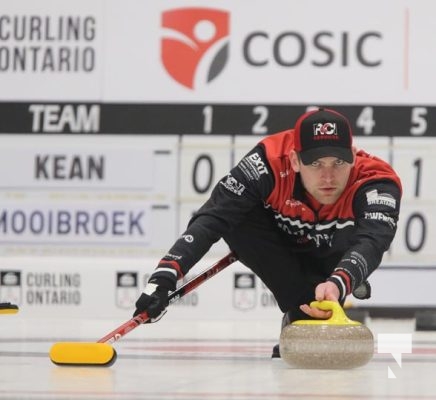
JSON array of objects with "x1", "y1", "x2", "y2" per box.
[
  {"x1": 327, "y1": 180, "x2": 402, "y2": 301},
  {"x1": 301, "y1": 179, "x2": 401, "y2": 318}
]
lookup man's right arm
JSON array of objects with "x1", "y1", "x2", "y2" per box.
[
  {"x1": 161, "y1": 144, "x2": 275, "y2": 276},
  {"x1": 133, "y1": 145, "x2": 274, "y2": 318}
]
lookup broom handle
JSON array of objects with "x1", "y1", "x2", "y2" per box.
[{"x1": 98, "y1": 252, "x2": 238, "y2": 344}]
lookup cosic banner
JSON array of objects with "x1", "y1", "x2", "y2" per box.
[{"x1": 0, "y1": 0, "x2": 434, "y2": 104}]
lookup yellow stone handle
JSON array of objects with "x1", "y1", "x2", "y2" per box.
[{"x1": 292, "y1": 300, "x2": 361, "y2": 326}]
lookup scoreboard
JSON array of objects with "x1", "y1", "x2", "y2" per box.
[{"x1": 1, "y1": 103, "x2": 435, "y2": 269}]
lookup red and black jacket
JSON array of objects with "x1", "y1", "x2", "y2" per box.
[{"x1": 154, "y1": 129, "x2": 402, "y2": 298}]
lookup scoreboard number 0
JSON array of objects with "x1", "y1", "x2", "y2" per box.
[
  {"x1": 192, "y1": 154, "x2": 214, "y2": 194},
  {"x1": 404, "y1": 212, "x2": 426, "y2": 253}
]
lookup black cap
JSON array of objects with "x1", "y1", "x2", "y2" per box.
[{"x1": 294, "y1": 108, "x2": 353, "y2": 165}]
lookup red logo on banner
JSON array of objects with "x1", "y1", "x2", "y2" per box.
[{"x1": 161, "y1": 8, "x2": 230, "y2": 89}]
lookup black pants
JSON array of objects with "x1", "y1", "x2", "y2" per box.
[{"x1": 223, "y1": 204, "x2": 342, "y2": 322}]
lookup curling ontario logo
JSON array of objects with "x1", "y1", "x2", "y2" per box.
[{"x1": 161, "y1": 7, "x2": 230, "y2": 89}]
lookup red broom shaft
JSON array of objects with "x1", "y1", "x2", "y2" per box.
[{"x1": 97, "y1": 252, "x2": 237, "y2": 344}]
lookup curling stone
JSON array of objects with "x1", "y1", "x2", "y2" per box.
[{"x1": 279, "y1": 300, "x2": 374, "y2": 369}]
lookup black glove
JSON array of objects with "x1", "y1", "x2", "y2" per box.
[
  {"x1": 133, "y1": 274, "x2": 177, "y2": 322},
  {"x1": 352, "y1": 280, "x2": 371, "y2": 300}
]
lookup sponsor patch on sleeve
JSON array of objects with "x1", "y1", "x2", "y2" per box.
[
  {"x1": 364, "y1": 212, "x2": 396, "y2": 229},
  {"x1": 237, "y1": 152, "x2": 269, "y2": 181},
  {"x1": 219, "y1": 174, "x2": 246, "y2": 195},
  {"x1": 365, "y1": 189, "x2": 396, "y2": 209}
]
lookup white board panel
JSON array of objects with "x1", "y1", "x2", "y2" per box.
[{"x1": 0, "y1": 135, "x2": 179, "y2": 256}]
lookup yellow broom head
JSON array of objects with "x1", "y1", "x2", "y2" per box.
[{"x1": 49, "y1": 342, "x2": 117, "y2": 367}]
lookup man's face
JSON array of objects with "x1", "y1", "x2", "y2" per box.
[{"x1": 290, "y1": 151, "x2": 355, "y2": 205}]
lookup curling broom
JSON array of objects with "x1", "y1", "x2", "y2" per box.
[
  {"x1": 0, "y1": 302, "x2": 19, "y2": 314},
  {"x1": 49, "y1": 252, "x2": 237, "y2": 367}
]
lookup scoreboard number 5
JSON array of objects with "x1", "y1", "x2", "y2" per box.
[{"x1": 410, "y1": 107, "x2": 428, "y2": 136}]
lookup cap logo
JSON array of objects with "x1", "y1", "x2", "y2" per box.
[{"x1": 313, "y1": 122, "x2": 339, "y2": 139}]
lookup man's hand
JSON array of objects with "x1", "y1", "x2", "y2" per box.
[
  {"x1": 133, "y1": 275, "x2": 176, "y2": 322},
  {"x1": 299, "y1": 281, "x2": 340, "y2": 319}
]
